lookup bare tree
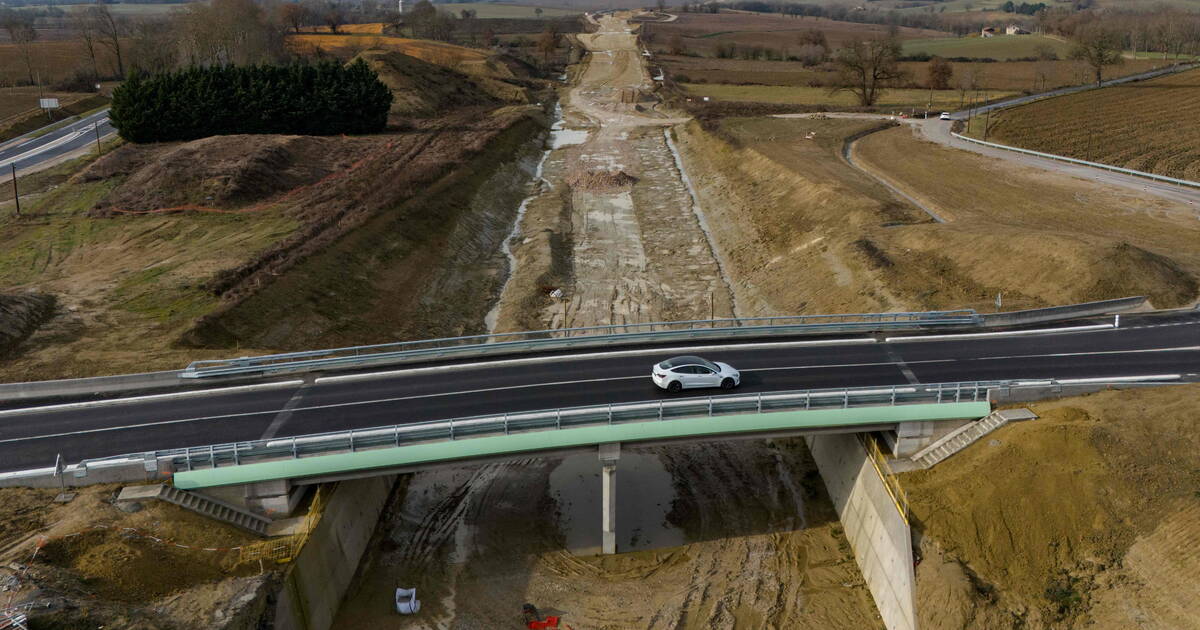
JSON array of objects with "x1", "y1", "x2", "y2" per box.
[
  {"x1": 1, "y1": 11, "x2": 38, "y2": 85},
  {"x1": 278, "y1": 3, "x2": 311, "y2": 33},
  {"x1": 537, "y1": 23, "x2": 560, "y2": 65},
  {"x1": 830, "y1": 36, "x2": 905, "y2": 107},
  {"x1": 69, "y1": 7, "x2": 101, "y2": 79},
  {"x1": 1069, "y1": 25, "x2": 1124, "y2": 86},
  {"x1": 927, "y1": 56, "x2": 953, "y2": 90},
  {"x1": 324, "y1": 4, "x2": 345, "y2": 33},
  {"x1": 90, "y1": 4, "x2": 127, "y2": 78}
]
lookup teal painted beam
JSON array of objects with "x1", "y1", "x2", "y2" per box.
[{"x1": 173, "y1": 402, "x2": 990, "y2": 489}]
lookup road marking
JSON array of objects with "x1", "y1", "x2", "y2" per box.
[
  {"x1": 314, "y1": 337, "x2": 878, "y2": 385},
  {"x1": 259, "y1": 380, "x2": 312, "y2": 440},
  {"x1": 0, "y1": 380, "x2": 304, "y2": 419},
  {"x1": 881, "y1": 345, "x2": 920, "y2": 384},
  {"x1": 885, "y1": 323, "x2": 1113, "y2": 343}
]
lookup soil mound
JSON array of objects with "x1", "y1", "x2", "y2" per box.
[
  {"x1": 567, "y1": 169, "x2": 639, "y2": 191},
  {"x1": 353, "y1": 50, "x2": 499, "y2": 117},
  {"x1": 79, "y1": 135, "x2": 369, "y2": 214},
  {"x1": 1087, "y1": 241, "x2": 1198, "y2": 308},
  {"x1": 0, "y1": 293, "x2": 56, "y2": 357}
]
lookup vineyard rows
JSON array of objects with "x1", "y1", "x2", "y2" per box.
[{"x1": 981, "y1": 67, "x2": 1200, "y2": 182}]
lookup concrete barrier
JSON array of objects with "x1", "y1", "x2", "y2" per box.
[
  {"x1": 807, "y1": 433, "x2": 916, "y2": 630},
  {"x1": 274, "y1": 475, "x2": 396, "y2": 630},
  {"x1": 0, "y1": 370, "x2": 185, "y2": 402}
]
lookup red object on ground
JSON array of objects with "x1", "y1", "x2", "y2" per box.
[{"x1": 527, "y1": 616, "x2": 561, "y2": 629}]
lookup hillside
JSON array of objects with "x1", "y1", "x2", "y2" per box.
[
  {"x1": 977, "y1": 67, "x2": 1200, "y2": 181},
  {"x1": 904, "y1": 384, "x2": 1200, "y2": 629}
]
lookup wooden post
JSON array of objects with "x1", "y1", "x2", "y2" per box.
[
  {"x1": 10, "y1": 164, "x2": 19, "y2": 217},
  {"x1": 983, "y1": 107, "x2": 991, "y2": 141}
]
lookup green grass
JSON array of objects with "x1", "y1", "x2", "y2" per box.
[
  {"x1": 902, "y1": 35, "x2": 1073, "y2": 60},
  {"x1": 434, "y1": 2, "x2": 579, "y2": 18},
  {"x1": 682, "y1": 83, "x2": 1017, "y2": 108}
]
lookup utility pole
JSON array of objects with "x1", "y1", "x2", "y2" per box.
[
  {"x1": 983, "y1": 106, "x2": 991, "y2": 141},
  {"x1": 94, "y1": 122, "x2": 103, "y2": 155},
  {"x1": 11, "y1": 164, "x2": 20, "y2": 217}
]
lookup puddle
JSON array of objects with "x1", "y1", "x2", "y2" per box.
[{"x1": 548, "y1": 450, "x2": 685, "y2": 555}]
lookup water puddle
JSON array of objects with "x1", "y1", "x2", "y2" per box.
[{"x1": 548, "y1": 451, "x2": 685, "y2": 555}]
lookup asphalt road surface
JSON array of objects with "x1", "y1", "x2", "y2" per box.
[
  {"x1": 0, "y1": 109, "x2": 113, "y2": 174},
  {"x1": 1, "y1": 311, "x2": 1197, "y2": 472}
]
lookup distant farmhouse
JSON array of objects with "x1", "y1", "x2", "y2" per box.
[
  {"x1": 981, "y1": 26, "x2": 997, "y2": 37},
  {"x1": 1006, "y1": 24, "x2": 1031, "y2": 35}
]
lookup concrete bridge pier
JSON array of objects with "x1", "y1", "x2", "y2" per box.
[{"x1": 599, "y1": 442, "x2": 621, "y2": 555}]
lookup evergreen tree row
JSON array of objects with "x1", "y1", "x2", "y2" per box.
[{"x1": 110, "y1": 60, "x2": 393, "y2": 143}]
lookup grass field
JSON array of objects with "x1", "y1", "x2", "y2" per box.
[
  {"x1": 434, "y1": 2, "x2": 579, "y2": 18},
  {"x1": 901, "y1": 35, "x2": 1073, "y2": 60},
  {"x1": 971, "y1": 67, "x2": 1200, "y2": 181},
  {"x1": 681, "y1": 83, "x2": 1016, "y2": 109}
]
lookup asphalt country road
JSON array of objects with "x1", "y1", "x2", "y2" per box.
[
  {"x1": 0, "y1": 109, "x2": 114, "y2": 175},
  {"x1": 1, "y1": 312, "x2": 1197, "y2": 472}
]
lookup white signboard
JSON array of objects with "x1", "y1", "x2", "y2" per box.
[{"x1": 39, "y1": 98, "x2": 60, "y2": 109}]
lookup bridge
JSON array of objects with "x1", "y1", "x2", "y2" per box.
[{"x1": 1, "y1": 298, "x2": 1195, "y2": 630}]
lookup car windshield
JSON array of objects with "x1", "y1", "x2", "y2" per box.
[{"x1": 659, "y1": 356, "x2": 718, "y2": 371}]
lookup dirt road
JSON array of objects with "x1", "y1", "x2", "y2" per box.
[{"x1": 490, "y1": 13, "x2": 737, "y2": 332}]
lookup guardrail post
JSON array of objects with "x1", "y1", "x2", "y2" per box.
[
  {"x1": 394, "y1": 426, "x2": 401, "y2": 447},
  {"x1": 556, "y1": 409, "x2": 562, "y2": 429},
  {"x1": 659, "y1": 401, "x2": 664, "y2": 421},
  {"x1": 209, "y1": 445, "x2": 216, "y2": 468},
  {"x1": 843, "y1": 389, "x2": 849, "y2": 408},
  {"x1": 757, "y1": 393, "x2": 762, "y2": 413},
  {"x1": 292, "y1": 438, "x2": 299, "y2": 459},
  {"x1": 805, "y1": 393, "x2": 811, "y2": 410},
  {"x1": 955, "y1": 383, "x2": 961, "y2": 402},
  {"x1": 890, "y1": 386, "x2": 896, "y2": 405},
  {"x1": 449, "y1": 418, "x2": 455, "y2": 440},
  {"x1": 233, "y1": 444, "x2": 240, "y2": 466},
  {"x1": 708, "y1": 398, "x2": 714, "y2": 415},
  {"x1": 504, "y1": 413, "x2": 509, "y2": 435},
  {"x1": 608, "y1": 404, "x2": 613, "y2": 424},
  {"x1": 349, "y1": 431, "x2": 356, "y2": 452}
]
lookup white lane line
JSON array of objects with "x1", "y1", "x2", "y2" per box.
[
  {"x1": 885, "y1": 323, "x2": 1113, "y2": 342},
  {"x1": 314, "y1": 338, "x2": 878, "y2": 384},
  {"x1": 259, "y1": 383, "x2": 311, "y2": 440},
  {"x1": 958, "y1": 346, "x2": 1200, "y2": 361},
  {"x1": 743, "y1": 359, "x2": 952, "y2": 372},
  {"x1": 0, "y1": 380, "x2": 304, "y2": 419}
]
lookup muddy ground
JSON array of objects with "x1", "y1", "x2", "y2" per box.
[{"x1": 336, "y1": 440, "x2": 881, "y2": 629}]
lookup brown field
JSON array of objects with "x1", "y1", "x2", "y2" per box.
[
  {"x1": 643, "y1": 12, "x2": 945, "y2": 59},
  {"x1": 681, "y1": 83, "x2": 1016, "y2": 109},
  {"x1": 287, "y1": 33, "x2": 491, "y2": 66},
  {"x1": 0, "y1": 38, "x2": 126, "y2": 85},
  {"x1": 971, "y1": 67, "x2": 1200, "y2": 181},
  {"x1": 657, "y1": 55, "x2": 1168, "y2": 93},
  {"x1": 0, "y1": 86, "x2": 92, "y2": 122}
]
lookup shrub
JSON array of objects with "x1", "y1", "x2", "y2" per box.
[{"x1": 110, "y1": 60, "x2": 393, "y2": 143}]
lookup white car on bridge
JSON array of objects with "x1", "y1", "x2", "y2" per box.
[{"x1": 652, "y1": 356, "x2": 741, "y2": 393}]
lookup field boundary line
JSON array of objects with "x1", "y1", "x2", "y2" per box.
[{"x1": 950, "y1": 132, "x2": 1200, "y2": 190}]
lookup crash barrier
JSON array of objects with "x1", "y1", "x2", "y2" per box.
[
  {"x1": 180, "y1": 310, "x2": 980, "y2": 379},
  {"x1": 951, "y1": 132, "x2": 1200, "y2": 190},
  {"x1": 980, "y1": 296, "x2": 1145, "y2": 327},
  {"x1": 163, "y1": 381, "x2": 998, "y2": 487}
]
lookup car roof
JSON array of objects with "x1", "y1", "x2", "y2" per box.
[{"x1": 660, "y1": 355, "x2": 717, "y2": 369}]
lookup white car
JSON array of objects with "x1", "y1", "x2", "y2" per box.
[
  {"x1": 939, "y1": 112, "x2": 952, "y2": 120},
  {"x1": 652, "y1": 356, "x2": 741, "y2": 392}
]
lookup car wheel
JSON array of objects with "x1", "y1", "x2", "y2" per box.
[
  {"x1": 721, "y1": 378, "x2": 735, "y2": 390},
  {"x1": 667, "y1": 380, "x2": 682, "y2": 393}
]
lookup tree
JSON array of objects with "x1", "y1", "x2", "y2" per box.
[
  {"x1": 408, "y1": 0, "x2": 437, "y2": 37},
  {"x1": 537, "y1": 24, "x2": 560, "y2": 65},
  {"x1": 69, "y1": 7, "x2": 101, "y2": 80},
  {"x1": 926, "y1": 56, "x2": 952, "y2": 90},
  {"x1": 1, "y1": 11, "x2": 38, "y2": 85},
  {"x1": 278, "y1": 3, "x2": 311, "y2": 33},
  {"x1": 1069, "y1": 25, "x2": 1123, "y2": 86},
  {"x1": 830, "y1": 36, "x2": 905, "y2": 107},
  {"x1": 668, "y1": 33, "x2": 685, "y2": 55},
  {"x1": 534, "y1": 7, "x2": 544, "y2": 18},
  {"x1": 89, "y1": 4, "x2": 127, "y2": 78},
  {"x1": 324, "y1": 4, "x2": 345, "y2": 33}
]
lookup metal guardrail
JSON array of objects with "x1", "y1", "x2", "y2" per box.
[
  {"x1": 96, "y1": 380, "x2": 999, "y2": 473},
  {"x1": 181, "y1": 310, "x2": 980, "y2": 379},
  {"x1": 950, "y1": 132, "x2": 1200, "y2": 190}
]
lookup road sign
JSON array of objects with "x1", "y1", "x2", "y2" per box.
[{"x1": 38, "y1": 98, "x2": 60, "y2": 109}]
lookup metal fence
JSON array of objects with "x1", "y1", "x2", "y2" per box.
[
  {"x1": 98, "y1": 380, "x2": 1000, "y2": 474},
  {"x1": 180, "y1": 310, "x2": 980, "y2": 379},
  {"x1": 950, "y1": 132, "x2": 1200, "y2": 190}
]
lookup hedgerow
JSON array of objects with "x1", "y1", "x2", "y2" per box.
[{"x1": 110, "y1": 60, "x2": 393, "y2": 143}]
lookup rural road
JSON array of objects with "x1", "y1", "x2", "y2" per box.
[
  {"x1": 0, "y1": 310, "x2": 1197, "y2": 472},
  {"x1": 0, "y1": 109, "x2": 114, "y2": 175}
]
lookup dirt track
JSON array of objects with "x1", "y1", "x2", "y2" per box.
[{"x1": 490, "y1": 13, "x2": 736, "y2": 331}]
